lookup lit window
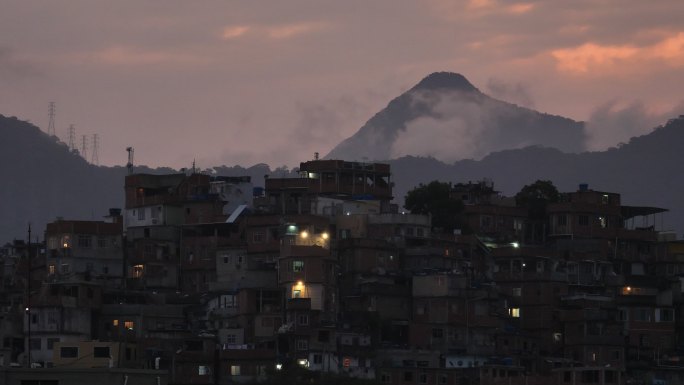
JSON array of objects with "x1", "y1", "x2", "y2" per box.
[
  {"x1": 293, "y1": 260, "x2": 304, "y2": 272},
  {"x1": 124, "y1": 321, "x2": 135, "y2": 330},
  {"x1": 509, "y1": 308, "x2": 521, "y2": 318},
  {"x1": 48, "y1": 265, "x2": 56, "y2": 275},
  {"x1": 112, "y1": 319, "x2": 119, "y2": 326},
  {"x1": 132, "y1": 264, "x2": 144, "y2": 278},
  {"x1": 230, "y1": 365, "x2": 241, "y2": 376},
  {"x1": 293, "y1": 289, "x2": 301, "y2": 298}
]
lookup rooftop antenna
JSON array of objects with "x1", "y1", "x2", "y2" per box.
[
  {"x1": 47, "y1": 102, "x2": 56, "y2": 136},
  {"x1": 68, "y1": 124, "x2": 76, "y2": 152},
  {"x1": 91, "y1": 134, "x2": 99, "y2": 165},
  {"x1": 126, "y1": 147, "x2": 134, "y2": 175},
  {"x1": 81, "y1": 135, "x2": 88, "y2": 161},
  {"x1": 314, "y1": 152, "x2": 319, "y2": 160},
  {"x1": 192, "y1": 159, "x2": 196, "y2": 174}
]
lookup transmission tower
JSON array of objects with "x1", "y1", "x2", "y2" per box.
[
  {"x1": 68, "y1": 124, "x2": 76, "y2": 152},
  {"x1": 81, "y1": 135, "x2": 88, "y2": 161},
  {"x1": 91, "y1": 134, "x2": 99, "y2": 165},
  {"x1": 47, "y1": 102, "x2": 56, "y2": 136}
]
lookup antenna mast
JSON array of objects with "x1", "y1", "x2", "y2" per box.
[
  {"x1": 126, "y1": 147, "x2": 134, "y2": 175},
  {"x1": 47, "y1": 102, "x2": 56, "y2": 136},
  {"x1": 68, "y1": 124, "x2": 76, "y2": 152},
  {"x1": 91, "y1": 134, "x2": 99, "y2": 165},
  {"x1": 81, "y1": 135, "x2": 88, "y2": 161}
]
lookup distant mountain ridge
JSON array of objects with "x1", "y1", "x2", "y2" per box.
[
  {"x1": 2, "y1": 101, "x2": 683, "y2": 242},
  {"x1": 325, "y1": 72, "x2": 585, "y2": 162}
]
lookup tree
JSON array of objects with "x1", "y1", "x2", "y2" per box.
[
  {"x1": 404, "y1": 181, "x2": 465, "y2": 233},
  {"x1": 515, "y1": 180, "x2": 559, "y2": 208}
]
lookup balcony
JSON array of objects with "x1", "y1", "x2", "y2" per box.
[{"x1": 286, "y1": 298, "x2": 311, "y2": 310}]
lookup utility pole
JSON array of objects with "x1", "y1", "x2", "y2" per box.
[
  {"x1": 126, "y1": 147, "x2": 134, "y2": 175},
  {"x1": 26, "y1": 224, "x2": 32, "y2": 368}
]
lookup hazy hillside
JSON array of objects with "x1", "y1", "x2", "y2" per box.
[
  {"x1": 325, "y1": 72, "x2": 586, "y2": 163},
  {"x1": 0, "y1": 115, "x2": 276, "y2": 243},
  {"x1": 389, "y1": 115, "x2": 684, "y2": 237}
]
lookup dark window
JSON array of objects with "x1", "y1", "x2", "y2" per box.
[
  {"x1": 404, "y1": 371, "x2": 413, "y2": 381},
  {"x1": 432, "y1": 328, "x2": 444, "y2": 339},
  {"x1": 94, "y1": 346, "x2": 110, "y2": 358},
  {"x1": 579, "y1": 215, "x2": 589, "y2": 226},
  {"x1": 47, "y1": 338, "x2": 60, "y2": 350},
  {"x1": 61, "y1": 346, "x2": 78, "y2": 358}
]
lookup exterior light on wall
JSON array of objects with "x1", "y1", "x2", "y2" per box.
[
  {"x1": 511, "y1": 242, "x2": 519, "y2": 248},
  {"x1": 321, "y1": 232, "x2": 329, "y2": 240},
  {"x1": 300, "y1": 231, "x2": 308, "y2": 239}
]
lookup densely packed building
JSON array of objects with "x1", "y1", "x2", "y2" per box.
[{"x1": 0, "y1": 159, "x2": 680, "y2": 385}]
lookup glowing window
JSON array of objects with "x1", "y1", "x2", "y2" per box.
[{"x1": 510, "y1": 308, "x2": 521, "y2": 318}]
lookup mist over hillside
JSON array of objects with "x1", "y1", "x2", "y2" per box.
[
  {"x1": 2, "y1": 111, "x2": 683, "y2": 242},
  {"x1": 326, "y1": 72, "x2": 586, "y2": 163},
  {"x1": 388, "y1": 115, "x2": 684, "y2": 237}
]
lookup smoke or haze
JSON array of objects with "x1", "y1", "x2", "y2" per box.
[
  {"x1": 485, "y1": 78, "x2": 535, "y2": 108},
  {"x1": 585, "y1": 100, "x2": 684, "y2": 151}
]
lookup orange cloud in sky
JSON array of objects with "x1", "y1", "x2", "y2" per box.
[
  {"x1": 221, "y1": 26, "x2": 250, "y2": 40},
  {"x1": 507, "y1": 3, "x2": 534, "y2": 15},
  {"x1": 551, "y1": 32, "x2": 684, "y2": 74},
  {"x1": 267, "y1": 22, "x2": 328, "y2": 40}
]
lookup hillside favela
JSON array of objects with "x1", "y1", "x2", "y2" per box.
[{"x1": 3, "y1": 94, "x2": 684, "y2": 385}]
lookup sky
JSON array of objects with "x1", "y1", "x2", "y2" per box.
[{"x1": 1, "y1": 0, "x2": 683, "y2": 169}]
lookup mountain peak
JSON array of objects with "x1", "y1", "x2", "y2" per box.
[{"x1": 411, "y1": 72, "x2": 479, "y2": 93}]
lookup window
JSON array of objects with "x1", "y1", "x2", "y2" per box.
[
  {"x1": 404, "y1": 372, "x2": 414, "y2": 381},
  {"x1": 432, "y1": 328, "x2": 444, "y2": 339},
  {"x1": 47, "y1": 338, "x2": 60, "y2": 350},
  {"x1": 253, "y1": 231, "x2": 264, "y2": 243},
  {"x1": 313, "y1": 354, "x2": 322, "y2": 364},
  {"x1": 634, "y1": 308, "x2": 651, "y2": 322},
  {"x1": 293, "y1": 260, "x2": 304, "y2": 272},
  {"x1": 419, "y1": 373, "x2": 428, "y2": 384},
  {"x1": 226, "y1": 334, "x2": 237, "y2": 344},
  {"x1": 598, "y1": 216, "x2": 607, "y2": 228},
  {"x1": 132, "y1": 265, "x2": 144, "y2": 278},
  {"x1": 97, "y1": 237, "x2": 107, "y2": 248},
  {"x1": 94, "y1": 346, "x2": 110, "y2": 358},
  {"x1": 138, "y1": 208, "x2": 145, "y2": 220},
  {"x1": 78, "y1": 235, "x2": 92, "y2": 248},
  {"x1": 579, "y1": 215, "x2": 589, "y2": 226},
  {"x1": 29, "y1": 338, "x2": 41, "y2": 350},
  {"x1": 381, "y1": 373, "x2": 391, "y2": 383},
  {"x1": 124, "y1": 321, "x2": 135, "y2": 330},
  {"x1": 102, "y1": 265, "x2": 109, "y2": 274},
  {"x1": 86, "y1": 262, "x2": 93, "y2": 272},
  {"x1": 223, "y1": 256, "x2": 230, "y2": 264},
  {"x1": 658, "y1": 308, "x2": 674, "y2": 322},
  {"x1": 557, "y1": 215, "x2": 567, "y2": 226},
  {"x1": 513, "y1": 287, "x2": 522, "y2": 297},
  {"x1": 198, "y1": 365, "x2": 210, "y2": 376},
  {"x1": 112, "y1": 319, "x2": 119, "y2": 327},
  {"x1": 230, "y1": 365, "x2": 241, "y2": 376},
  {"x1": 417, "y1": 228, "x2": 425, "y2": 237},
  {"x1": 293, "y1": 290, "x2": 301, "y2": 298},
  {"x1": 60, "y1": 346, "x2": 78, "y2": 358},
  {"x1": 61, "y1": 264, "x2": 70, "y2": 274},
  {"x1": 298, "y1": 314, "x2": 309, "y2": 326},
  {"x1": 48, "y1": 265, "x2": 56, "y2": 275},
  {"x1": 296, "y1": 339, "x2": 308, "y2": 351},
  {"x1": 510, "y1": 308, "x2": 521, "y2": 318}
]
